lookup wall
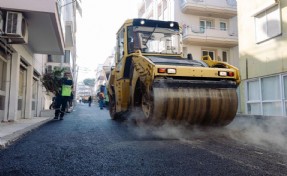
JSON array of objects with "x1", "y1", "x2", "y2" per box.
[
  {"x1": 237, "y1": 0, "x2": 287, "y2": 114},
  {"x1": 238, "y1": 0, "x2": 287, "y2": 79}
]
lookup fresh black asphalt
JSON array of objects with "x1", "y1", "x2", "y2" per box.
[{"x1": 0, "y1": 103, "x2": 286, "y2": 176}]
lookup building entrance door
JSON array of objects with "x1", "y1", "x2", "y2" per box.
[
  {"x1": 17, "y1": 66, "x2": 27, "y2": 119},
  {"x1": 32, "y1": 78, "x2": 38, "y2": 117},
  {"x1": 0, "y1": 56, "x2": 7, "y2": 121}
]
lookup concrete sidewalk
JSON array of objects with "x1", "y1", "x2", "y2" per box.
[{"x1": 0, "y1": 110, "x2": 54, "y2": 149}]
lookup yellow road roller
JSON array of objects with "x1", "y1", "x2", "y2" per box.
[{"x1": 107, "y1": 18, "x2": 240, "y2": 126}]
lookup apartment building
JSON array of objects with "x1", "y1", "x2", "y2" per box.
[
  {"x1": 237, "y1": 0, "x2": 287, "y2": 116},
  {"x1": 95, "y1": 64, "x2": 108, "y2": 94},
  {"x1": 138, "y1": 0, "x2": 239, "y2": 67},
  {"x1": 76, "y1": 82, "x2": 92, "y2": 99},
  {"x1": 46, "y1": 0, "x2": 81, "y2": 82},
  {"x1": 0, "y1": 0, "x2": 80, "y2": 122}
]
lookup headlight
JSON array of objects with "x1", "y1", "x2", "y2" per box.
[{"x1": 158, "y1": 68, "x2": 176, "y2": 74}]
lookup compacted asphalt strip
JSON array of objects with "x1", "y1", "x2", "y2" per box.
[
  {"x1": 0, "y1": 116, "x2": 53, "y2": 148},
  {"x1": 0, "y1": 102, "x2": 287, "y2": 176}
]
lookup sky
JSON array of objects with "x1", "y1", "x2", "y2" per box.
[{"x1": 76, "y1": 0, "x2": 140, "y2": 81}]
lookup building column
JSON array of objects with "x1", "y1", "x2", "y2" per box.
[
  {"x1": 3, "y1": 55, "x2": 11, "y2": 122},
  {"x1": 24, "y1": 65, "x2": 33, "y2": 119},
  {"x1": 36, "y1": 80, "x2": 42, "y2": 117},
  {"x1": 7, "y1": 53, "x2": 20, "y2": 121}
]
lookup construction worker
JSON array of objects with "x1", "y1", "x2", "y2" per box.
[
  {"x1": 88, "y1": 96, "x2": 92, "y2": 107},
  {"x1": 98, "y1": 91, "x2": 105, "y2": 110},
  {"x1": 54, "y1": 72, "x2": 73, "y2": 120}
]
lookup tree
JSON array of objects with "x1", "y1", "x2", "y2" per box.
[
  {"x1": 41, "y1": 68, "x2": 65, "y2": 94},
  {"x1": 83, "y1": 78, "x2": 95, "y2": 96},
  {"x1": 83, "y1": 78, "x2": 95, "y2": 87}
]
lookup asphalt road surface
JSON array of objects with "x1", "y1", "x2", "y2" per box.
[{"x1": 0, "y1": 102, "x2": 287, "y2": 176}]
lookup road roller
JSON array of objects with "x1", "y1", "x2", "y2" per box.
[{"x1": 107, "y1": 18, "x2": 241, "y2": 126}]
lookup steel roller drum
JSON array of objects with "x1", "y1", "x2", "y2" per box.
[{"x1": 151, "y1": 88, "x2": 238, "y2": 126}]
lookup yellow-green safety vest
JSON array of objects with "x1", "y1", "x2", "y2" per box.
[{"x1": 61, "y1": 85, "x2": 72, "y2": 96}]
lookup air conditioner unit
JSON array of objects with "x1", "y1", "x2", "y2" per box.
[{"x1": 5, "y1": 11, "x2": 28, "y2": 44}]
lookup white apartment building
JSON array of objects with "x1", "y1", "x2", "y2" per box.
[
  {"x1": 76, "y1": 82, "x2": 92, "y2": 99},
  {"x1": 138, "y1": 0, "x2": 239, "y2": 67},
  {"x1": 46, "y1": 0, "x2": 81, "y2": 81},
  {"x1": 237, "y1": 0, "x2": 287, "y2": 117},
  {"x1": 95, "y1": 64, "x2": 107, "y2": 94},
  {"x1": 0, "y1": 0, "x2": 80, "y2": 123}
]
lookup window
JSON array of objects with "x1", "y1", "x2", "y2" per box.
[
  {"x1": 47, "y1": 55, "x2": 62, "y2": 63},
  {"x1": 128, "y1": 26, "x2": 182, "y2": 55},
  {"x1": 254, "y1": 4, "x2": 281, "y2": 43},
  {"x1": 147, "y1": 12, "x2": 153, "y2": 19},
  {"x1": 64, "y1": 50, "x2": 71, "y2": 64},
  {"x1": 222, "y1": 51, "x2": 228, "y2": 62},
  {"x1": 283, "y1": 76, "x2": 287, "y2": 115},
  {"x1": 200, "y1": 20, "x2": 213, "y2": 32},
  {"x1": 246, "y1": 75, "x2": 284, "y2": 116},
  {"x1": 246, "y1": 79, "x2": 261, "y2": 115},
  {"x1": 261, "y1": 76, "x2": 280, "y2": 101},
  {"x1": 0, "y1": 57, "x2": 6, "y2": 111},
  {"x1": 283, "y1": 76, "x2": 287, "y2": 99},
  {"x1": 163, "y1": 0, "x2": 168, "y2": 20},
  {"x1": 0, "y1": 58, "x2": 7, "y2": 91},
  {"x1": 46, "y1": 66, "x2": 53, "y2": 73},
  {"x1": 202, "y1": 50, "x2": 215, "y2": 60},
  {"x1": 0, "y1": 95, "x2": 4, "y2": 110},
  {"x1": 261, "y1": 76, "x2": 281, "y2": 116},
  {"x1": 220, "y1": 22, "x2": 227, "y2": 31},
  {"x1": 116, "y1": 28, "x2": 124, "y2": 63},
  {"x1": 247, "y1": 80, "x2": 260, "y2": 101},
  {"x1": 158, "y1": 3, "x2": 162, "y2": 20},
  {"x1": 47, "y1": 55, "x2": 52, "y2": 62},
  {"x1": 32, "y1": 79, "x2": 38, "y2": 111}
]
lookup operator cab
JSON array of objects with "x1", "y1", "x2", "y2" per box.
[{"x1": 127, "y1": 19, "x2": 183, "y2": 55}]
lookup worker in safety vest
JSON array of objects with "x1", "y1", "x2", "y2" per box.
[
  {"x1": 54, "y1": 72, "x2": 73, "y2": 120},
  {"x1": 98, "y1": 92, "x2": 105, "y2": 110}
]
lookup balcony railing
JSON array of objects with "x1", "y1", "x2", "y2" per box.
[
  {"x1": 180, "y1": 0, "x2": 237, "y2": 18},
  {"x1": 182, "y1": 25, "x2": 238, "y2": 47}
]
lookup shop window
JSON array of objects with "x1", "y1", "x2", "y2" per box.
[
  {"x1": 246, "y1": 75, "x2": 283, "y2": 116},
  {"x1": 247, "y1": 80, "x2": 260, "y2": 101},
  {"x1": 246, "y1": 79, "x2": 261, "y2": 115},
  {"x1": 263, "y1": 102, "x2": 281, "y2": 116},
  {"x1": 261, "y1": 76, "x2": 280, "y2": 100},
  {"x1": 247, "y1": 103, "x2": 261, "y2": 115}
]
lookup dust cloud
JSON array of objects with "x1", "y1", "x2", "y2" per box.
[
  {"x1": 127, "y1": 109, "x2": 220, "y2": 144},
  {"x1": 126, "y1": 110, "x2": 203, "y2": 141},
  {"x1": 226, "y1": 116, "x2": 287, "y2": 152},
  {"x1": 127, "y1": 110, "x2": 287, "y2": 152}
]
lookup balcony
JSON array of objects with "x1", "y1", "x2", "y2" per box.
[
  {"x1": 180, "y1": 0, "x2": 237, "y2": 18},
  {"x1": 182, "y1": 25, "x2": 238, "y2": 47},
  {"x1": 0, "y1": 0, "x2": 64, "y2": 55}
]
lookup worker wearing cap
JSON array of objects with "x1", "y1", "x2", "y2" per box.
[{"x1": 54, "y1": 72, "x2": 73, "y2": 120}]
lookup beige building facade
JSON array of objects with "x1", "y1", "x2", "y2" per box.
[
  {"x1": 0, "y1": 0, "x2": 80, "y2": 123},
  {"x1": 237, "y1": 0, "x2": 287, "y2": 116}
]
